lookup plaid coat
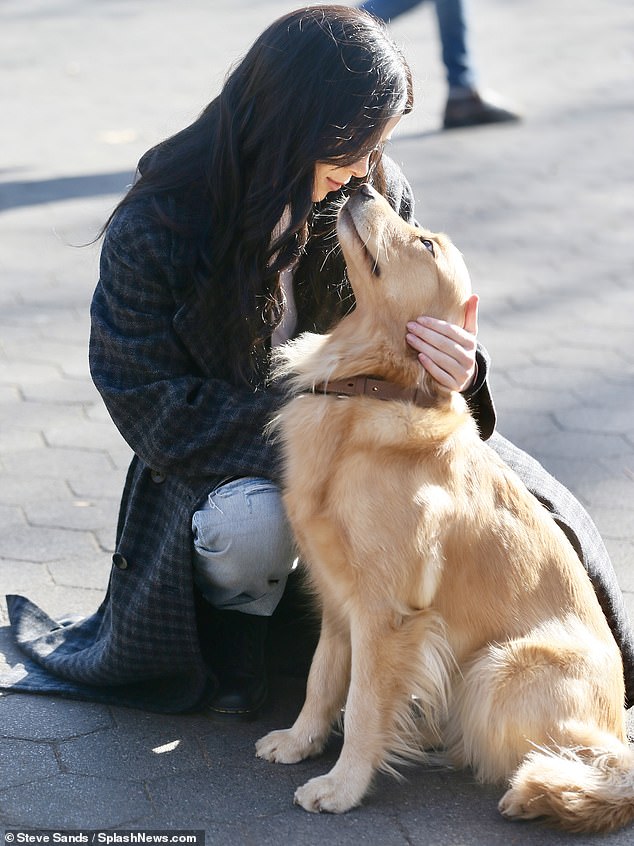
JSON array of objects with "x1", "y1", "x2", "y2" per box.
[{"x1": 4, "y1": 158, "x2": 633, "y2": 710}]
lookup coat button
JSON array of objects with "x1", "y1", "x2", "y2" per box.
[
  {"x1": 112, "y1": 552, "x2": 128, "y2": 570},
  {"x1": 150, "y1": 469, "x2": 166, "y2": 484}
]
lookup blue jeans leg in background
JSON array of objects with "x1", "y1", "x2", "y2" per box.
[
  {"x1": 361, "y1": 0, "x2": 423, "y2": 17},
  {"x1": 360, "y1": 0, "x2": 476, "y2": 92},
  {"x1": 434, "y1": 0, "x2": 476, "y2": 91}
]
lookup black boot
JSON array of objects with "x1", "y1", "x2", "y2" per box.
[
  {"x1": 206, "y1": 610, "x2": 269, "y2": 720},
  {"x1": 443, "y1": 89, "x2": 520, "y2": 130}
]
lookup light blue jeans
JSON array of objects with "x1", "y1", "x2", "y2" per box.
[
  {"x1": 192, "y1": 477, "x2": 296, "y2": 616},
  {"x1": 360, "y1": 0, "x2": 476, "y2": 92}
]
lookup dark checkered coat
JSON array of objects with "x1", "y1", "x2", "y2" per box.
[{"x1": 4, "y1": 158, "x2": 633, "y2": 710}]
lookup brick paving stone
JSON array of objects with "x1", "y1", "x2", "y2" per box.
[
  {"x1": 600, "y1": 455, "x2": 634, "y2": 480},
  {"x1": 0, "y1": 476, "x2": 72, "y2": 508},
  {"x1": 607, "y1": 542, "x2": 634, "y2": 591},
  {"x1": 588, "y1": 507, "x2": 634, "y2": 543},
  {"x1": 43, "y1": 419, "x2": 129, "y2": 451},
  {"x1": 108, "y1": 706, "x2": 219, "y2": 742},
  {"x1": 505, "y1": 364, "x2": 603, "y2": 393},
  {"x1": 532, "y1": 346, "x2": 630, "y2": 374},
  {"x1": 0, "y1": 694, "x2": 113, "y2": 740},
  {"x1": 555, "y1": 407, "x2": 634, "y2": 437},
  {"x1": 0, "y1": 400, "x2": 85, "y2": 430},
  {"x1": 46, "y1": 555, "x2": 111, "y2": 591},
  {"x1": 57, "y1": 727, "x2": 209, "y2": 781},
  {"x1": 23, "y1": 498, "x2": 115, "y2": 532},
  {"x1": 0, "y1": 337, "x2": 87, "y2": 366},
  {"x1": 520, "y1": 430, "x2": 632, "y2": 461},
  {"x1": 607, "y1": 367, "x2": 634, "y2": 387},
  {"x1": 569, "y1": 476, "x2": 634, "y2": 512},
  {"x1": 490, "y1": 384, "x2": 582, "y2": 416},
  {"x1": 0, "y1": 583, "x2": 104, "y2": 627},
  {"x1": 0, "y1": 523, "x2": 99, "y2": 563},
  {"x1": 0, "y1": 739, "x2": 60, "y2": 788},
  {"x1": 0, "y1": 428, "x2": 44, "y2": 453},
  {"x1": 576, "y1": 384, "x2": 634, "y2": 411},
  {"x1": 20, "y1": 377, "x2": 101, "y2": 405},
  {"x1": 1, "y1": 447, "x2": 115, "y2": 480},
  {"x1": 104, "y1": 445, "x2": 135, "y2": 472},
  {"x1": 0, "y1": 362, "x2": 61, "y2": 386},
  {"x1": 229, "y1": 809, "x2": 411, "y2": 846},
  {"x1": 0, "y1": 774, "x2": 153, "y2": 829},
  {"x1": 67, "y1": 468, "x2": 129, "y2": 501},
  {"x1": 145, "y1": 766, "x2": 303, "y2": 827},
  {"x1": 494, "y1": 410, "x2": 560, "y2": 444},
  {"x1": 0, "y1": 557, "x2": 108, "y2": 623},
  {"x1": 84, "y1": 403, "x2": 114, "y2": 424},
  {"x1": 525, "y1": 456, "x2": 606, "y2": 506},
  {"x1": 477, "y1": 338, "x2": 544, "y2": 371},
  {"x1": 91, "y1": 529, "x2": 117, "y2": 556},
  {"x1": 0, "y1": 385, "x2": 19, "y2": 406},
  {"x1": 0, "y1": 504, "x2": 27, "y2": 529},
  {"x1": 395, "y1": 777, "x2": 570, "y2": 846},
  {"x1": 0, "y1": 560, "x2": 55, "y2": 593}
]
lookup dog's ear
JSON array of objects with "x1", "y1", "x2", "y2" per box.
[{"x1": 462, "y1": 294, "x2": 478, "y2": 336}]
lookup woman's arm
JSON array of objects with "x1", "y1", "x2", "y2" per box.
[
  {"x1": 406, "y1": 294, "x2": 496, "y2": 439},
  {"x1": 406, "y1": 294, "x2": 479, "y2": 392}
]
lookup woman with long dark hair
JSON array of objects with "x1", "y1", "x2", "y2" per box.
[{"x1": 4, "y1": 5, "x2": 633, "y2": 719}]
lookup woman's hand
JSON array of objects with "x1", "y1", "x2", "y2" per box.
[{"x1": 406, "y1": 294, "x2": 479, "y2": 392}]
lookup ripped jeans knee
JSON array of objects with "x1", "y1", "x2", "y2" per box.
[{"x1": 192, "y1": 477, "x2": 296, "y2": 616}]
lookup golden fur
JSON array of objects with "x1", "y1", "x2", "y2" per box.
[{"x1": 255, "y1": 185, "x2": 634, "y2": 832}]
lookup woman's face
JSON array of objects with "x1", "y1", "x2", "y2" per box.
[{"x1": 312, "y1": 115, "x2": 402, "y2": 202}]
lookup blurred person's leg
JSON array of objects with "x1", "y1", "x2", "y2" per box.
[
  {"x1": 361, "y1": 0, "x2": 520, "y2": 129},
  {"x1": 435, "y1": 0, "x2": 520, "y2": 129},
  {"x1": 434, "y1": 0, "x2": 475, "y2": 92},
  {"x1": 360, "y1": 0, "x2": 424, "y2": 20}
]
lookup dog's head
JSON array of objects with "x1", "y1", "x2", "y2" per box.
[
  {"x1": 272, "y1": 184, "x2": 473, "y2": 397},
  {"x1": 337, "y1": 184, "x2": 472, "y2": 331}
]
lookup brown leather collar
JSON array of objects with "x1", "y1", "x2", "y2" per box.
[{"x1": 310, "y1": 376, "x2": 432, "y2": 408}]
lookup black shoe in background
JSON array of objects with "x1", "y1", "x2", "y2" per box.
[
  {"x1": 443, "y1": 89, "x2": 520, "y2": 130},
  {"x1": 205, "y1": 610, "x2": 269, "y2": 720}
]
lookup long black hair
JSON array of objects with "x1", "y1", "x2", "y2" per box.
[{"x1": 103, "y1": 5, "x2": 413, "y2": 383}]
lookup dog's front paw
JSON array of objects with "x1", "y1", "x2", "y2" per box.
[
  {"x1": 255, "y1": 728, "x2": 324, "y2": 764},
  {"x1": 294, "y1": 774, "x2": 359, "y2": 814}
]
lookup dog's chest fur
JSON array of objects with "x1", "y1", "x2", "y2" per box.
[
  {"x1": 277, "y1": 388, "x2": 609, "y2": 658},
  {"x1": 277, "y1": 391, "x2": 478, "y2": 609}
]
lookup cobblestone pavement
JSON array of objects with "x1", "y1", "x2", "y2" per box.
[{"x1": 1, "y1": 0, "x2": 633, "y2": 842}]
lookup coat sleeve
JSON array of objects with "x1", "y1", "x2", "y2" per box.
[
  {"x1": 89, "y1": 204, "x2": 282, "y2": 481},
  {"x1": 464, "y1": 346, "x2": 496, "y2": 440}
]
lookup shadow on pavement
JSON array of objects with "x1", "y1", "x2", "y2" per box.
[{"x1": 0, "y1": 170, "x2": 135, "y2": 211}]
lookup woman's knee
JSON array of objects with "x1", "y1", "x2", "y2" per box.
[{"x1": 191, "y1": 477, "x2": 296, "y2": 612}]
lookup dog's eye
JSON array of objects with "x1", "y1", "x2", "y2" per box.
[{"x1": 420, "y1": 237, "x2": 435, "y2": 256}]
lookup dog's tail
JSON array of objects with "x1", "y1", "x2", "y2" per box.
[{"x1": 499, "y1": 728, "x2": 634, "y2": 833}]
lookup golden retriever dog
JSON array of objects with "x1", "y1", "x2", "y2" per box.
[{"x1": 255, "y1": 184, "x2": 634, "y2": 832}]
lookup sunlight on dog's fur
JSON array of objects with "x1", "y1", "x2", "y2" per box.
[{"x1": 255, "y1": 184, "x2": 634, "y2": 833}]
